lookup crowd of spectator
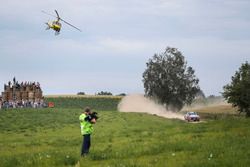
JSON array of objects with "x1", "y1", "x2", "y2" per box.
[{"x1": 0, "y1": 99, "x2": 47, "y2": 110}]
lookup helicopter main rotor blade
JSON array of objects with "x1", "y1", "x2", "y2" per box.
[
  {"x1": 41, "y1": 10, "x2": 57, "y2": 18},
  {"x1": 54, "y1": 10, "x2": 60, "y2": 19},
  {"x1": 60, "y1": 18, "x2": 82, "y2": 32}
]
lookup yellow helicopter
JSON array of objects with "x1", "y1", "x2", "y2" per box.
[{"x1": 42, "y1": 10, "x2": 81, "y2": 35}]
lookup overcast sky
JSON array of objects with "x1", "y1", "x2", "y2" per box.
[{"x1": 0, "y1": 0, "x2": 249, "y2": 96}]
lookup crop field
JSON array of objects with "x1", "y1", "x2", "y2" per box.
[
  {"x1": 45, "y1": 96, "x2": 121, "y2": 110},
  {"x1": 0, "y1": 97, "x2": 250, "y2": 167}
]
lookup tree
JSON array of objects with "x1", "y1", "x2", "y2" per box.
[
  {"x1": 195, "y1": 90, "x2": 206, "y2": 99},
  {"x1": 222, "y1": 62, "x2": 250, "y2": 117},
  {"x1": 117, "y1": 93, "x2": 126, "y2": 96},
  {"x1": 77, "y1": 92, "x2": 85, "y2": 95},
  {"x1": 142, "y1": 47, "x2": 200, "y2": 111},
  {"x1": 97, "y1": 91, "x2": 113, "y2": 96}
]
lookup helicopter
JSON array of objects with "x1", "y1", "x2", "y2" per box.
[{"x1": 42, "y1": 10, "x2": 81, "y2": 35}]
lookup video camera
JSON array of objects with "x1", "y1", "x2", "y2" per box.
[
  {"x1": 85, "y1": 111, "x2": 98, "y2": 122},
  {"x1": 90, "y1": 111, "x2": 98, "y2": 120}
]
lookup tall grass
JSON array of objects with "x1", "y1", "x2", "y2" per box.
[
  {"x1": 82, "y1": 112, "x2": 250, "y2": 167},
  {"x1": 0, "y1": 108, "x2": 81, "y2": 167},
  {"x1": 0, "y1": 107, "x2": 249, "y2": 166}
]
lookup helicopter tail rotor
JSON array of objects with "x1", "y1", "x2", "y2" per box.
[
  {"x1": 45, "y1": 21, "x2": 50, "y2": 30},
  {"x1": 45, "y1": 25, "x2": 50, "y2": 30}
]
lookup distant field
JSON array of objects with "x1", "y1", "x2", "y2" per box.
[
  {"x1": 45, "y1": 95, "x2": 122, "y2": 99},
  {"x1": 44, "y1": 95, "x2": 122, "y2": 111}
]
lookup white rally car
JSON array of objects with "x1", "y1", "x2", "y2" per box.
[{"x1": 184, "y1": 112, "x2": 200, "y2": 122}]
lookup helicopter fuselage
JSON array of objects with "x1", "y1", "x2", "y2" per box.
[{"x1": 47, "y1": 21, "x2": 62, "y2": 32}]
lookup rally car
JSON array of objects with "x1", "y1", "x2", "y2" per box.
[{"x1": 184, "y1": 112, "x2": 200, "y2": 122}]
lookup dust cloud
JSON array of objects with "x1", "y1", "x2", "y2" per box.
[
  {"x1": 182, "y1": 97, "x2": 228, "y2": 111},
  {"x1": 118, "y1": 94, "x2": 184, "y2": 120}
]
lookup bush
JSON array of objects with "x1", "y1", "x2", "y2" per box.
[
  {"x1": 77, "y1": 92, "x2": 85, "y2": 95},
  {"x1": 96, "y1": 91, "x2": 113, "y2": 96}
]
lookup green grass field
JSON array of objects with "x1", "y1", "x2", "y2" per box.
[
  {"x1": 45, "y1": 96, "x2": 121, "y2": 110},
  {"x1": 0, "y1": 98, "x2": 250, "y2": 167}
]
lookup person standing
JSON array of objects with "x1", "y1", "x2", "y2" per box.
[{"x1": 79, "y1": 107, "x2": 97, "y2": 156}]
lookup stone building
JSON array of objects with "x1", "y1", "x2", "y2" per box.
[{"x1": 1, "y1": 77, "x2": 43, "y2": 102}]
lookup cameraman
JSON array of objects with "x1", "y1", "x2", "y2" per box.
[{"x1": 79, "y1": 107, "x2": 98, "y2": 157}]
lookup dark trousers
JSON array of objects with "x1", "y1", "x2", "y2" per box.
[{"x1": 81, "y1": 134, "x2": 91, "y2": 156}]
